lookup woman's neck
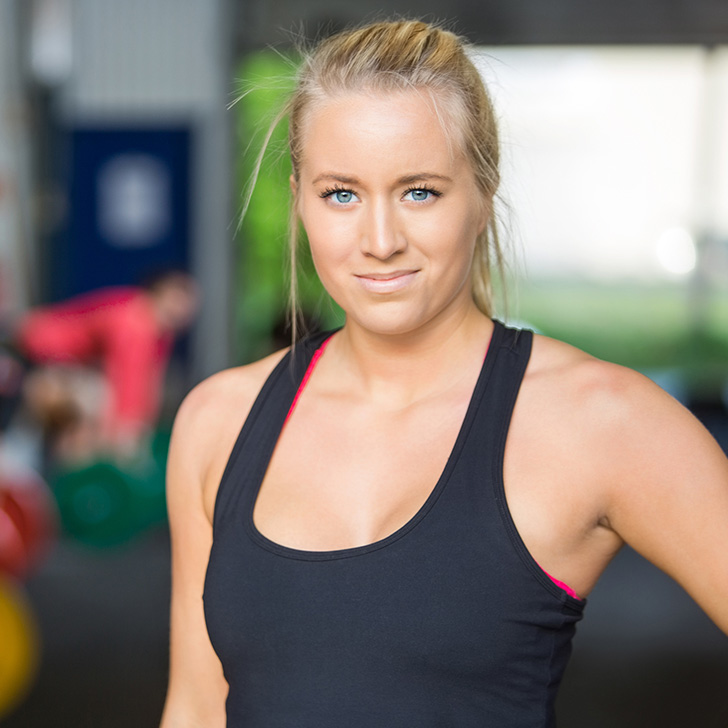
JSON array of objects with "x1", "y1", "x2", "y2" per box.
[{"x1": 324, "y1": 305, "x2": 494, "y2": 409}]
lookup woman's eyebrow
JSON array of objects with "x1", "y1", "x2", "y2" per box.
[
  {"x1": 311, "y1": 172, "x2": 359, "y2": 185},
  {"x1": 397, "y1": 173, "x2": 452, "y2": 185},
  {"x1": 311, "y1": 172, "x2": 452, "y2": 185}
]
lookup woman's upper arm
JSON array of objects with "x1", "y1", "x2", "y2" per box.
[
  {"x1": 159, "y1": 351, "x2": 287, "y2": 727},
  {"x1": 599, "y1": 368, "x2": 728, "y2": 634},
  {"x1": 159, "y1": 381, "x2": 229, "y2": 727}
]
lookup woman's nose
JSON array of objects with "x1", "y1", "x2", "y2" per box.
[{"x1": 359, "y1": 201, "x2": 406, "y2": 260}]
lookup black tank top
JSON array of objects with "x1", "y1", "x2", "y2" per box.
[{"x1": 204, "y1": 321, "x2": 585, "y2": 727}]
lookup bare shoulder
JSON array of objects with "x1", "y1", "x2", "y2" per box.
[
  {"x1": 528, "y1": 332, "x2": 651, "y2": 397},
  {"x1": 168, "y1": 347, "x2": 289, "y2": 518},
  {"x1": 513, "y1": 333, "x2": 659, "y2": 500},
  {"x1": 525, "y1": 332, "x2": 728, "y2": 519},
  {"x1": 175, "y1": 348, "x2": 289, "y2": 438},
  {"x1": 527, "y1": 332, "x2": 715, "y2": 452}
]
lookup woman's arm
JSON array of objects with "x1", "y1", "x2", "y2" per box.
[
  {"x1": 594, "y1": 365, "x2": 728, "y2": 634},
  {"x1": 159, "y1": 351, "x2": 287, "y2": 726},
  {"x1": 159, "y1": 381, "x2": 228, "y2": 727}
]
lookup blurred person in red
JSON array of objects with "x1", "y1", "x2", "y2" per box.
[{"x1": 14, "y1": 269, "x2": 199, "y2": 461}]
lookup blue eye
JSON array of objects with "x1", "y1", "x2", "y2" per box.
[
  {"x1": 321, "y1": 187, "x2": 359, "y2": 205},
  {"x1": 333, "y1": 190, "x2": 354, "y2": 204},
  {"x1": 404, "y1": 187, "x2": 439, "y2": 202}
]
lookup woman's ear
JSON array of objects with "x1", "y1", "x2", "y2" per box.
[
  {"x1": 478, "y1": 196, "x2": 493, "y2": 236},
  {"x1": 290, "y1": 174, "x2": 300, "y2": 216}
]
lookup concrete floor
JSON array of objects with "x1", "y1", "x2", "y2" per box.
[{"x1": 3, "y1": 530, "x2": 170, "y2": 728}]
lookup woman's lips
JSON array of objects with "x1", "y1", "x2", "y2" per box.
[{"x1": 354, "y1": 270, "x2": 418, "y2": 293}]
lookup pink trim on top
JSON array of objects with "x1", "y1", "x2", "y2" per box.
[
  {"x1": 283, "y1": 334, "x2": 335, "y2": 427},
  {"x1": 538, "y1": 564, "x2": 582, "y2": 601}
]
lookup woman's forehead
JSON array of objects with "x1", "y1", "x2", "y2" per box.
[{"x1": 299, "y1": 89, "x2": 466, "y2": 174}]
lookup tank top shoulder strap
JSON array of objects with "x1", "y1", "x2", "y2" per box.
[
  {"x1": 472, "y1": 321, "x2": 583, "y2": 601},
  {"x1": 474, "y1": 320, "x2": 532, "y2": 492},
  {"x1": 481, "y1": 320, "x2": 532, "y2": 423},
  {"x1": 211, "y1": 329, "x2": 336, "y2": 530}
]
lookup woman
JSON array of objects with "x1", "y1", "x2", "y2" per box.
[{"x1": 160, "y1": 20, "x2": 728, "y2": 727}]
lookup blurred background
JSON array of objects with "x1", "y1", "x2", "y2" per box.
[{"x1": 0, "y1": 0, "x2": 727, "y2": 725}]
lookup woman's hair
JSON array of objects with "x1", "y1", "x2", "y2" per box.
[{"x1": 247, "y1": 19, "x2": 505, "y2": 337}]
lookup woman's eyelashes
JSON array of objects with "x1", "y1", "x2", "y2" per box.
[
  {"x1": 320, "y1": 186, "x2": 359, "y2": 205},
  {"x1": 402, "y1": 185, "x2": 441, "y2": 202},
  {"x1": 319, "y1": 185, "x2": 442, "y2": 206}
]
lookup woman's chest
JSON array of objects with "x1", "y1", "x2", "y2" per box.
[{"x1": 252, "y1": 392, "x2": 470, "y2": 552}]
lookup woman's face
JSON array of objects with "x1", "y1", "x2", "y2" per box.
[{"x1": 294, "y1": 89, "x2": 487, "y2": 338}]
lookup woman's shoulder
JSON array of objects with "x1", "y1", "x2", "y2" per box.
[
  {"x1": 168, "y1": 348, "x2": 290, "y2": 504},
  {"x1": 516, "y1": 331, "x2": 726, "y2": 528},
  {"x1": 527, "y1": 332, "x2": 668, "y2": 418},
  {"x1": 180, "y1": 347, "x2": 289, "y2": 427},
  {"x1": 524, "y1": 331, "x2": 715, "y2": 472}
]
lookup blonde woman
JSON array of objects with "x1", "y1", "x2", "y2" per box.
[{"x1": 161, "y1": 20, "x2": 728, "y2": 727}]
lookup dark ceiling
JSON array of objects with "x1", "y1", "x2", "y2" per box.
[{"x1": 236, "y1": 0, "x2": 728, "y2": 49}]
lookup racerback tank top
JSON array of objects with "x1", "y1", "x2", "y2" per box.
[{"x1": 204, "y1": 320, "x2": 585, "y2": 727}]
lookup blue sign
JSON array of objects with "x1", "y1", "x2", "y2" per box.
[{"x1": 53, "y1": 126, "x2": 191, "y2": 299}]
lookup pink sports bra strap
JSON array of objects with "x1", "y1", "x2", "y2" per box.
[
  {"x1": 283, "y1": 334, "x2": 335, "y2": 427},
  {"x1": 539, "y1": 564, "x2": 582, "y2": 601}
]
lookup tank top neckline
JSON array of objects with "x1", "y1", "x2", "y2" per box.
[{"x1": 244, "y1": 321, "x2": 506, "y2": 562}]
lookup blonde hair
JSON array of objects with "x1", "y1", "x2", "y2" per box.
[{"x1": 246, "y1": 20, "x2": 505, "y2": 338}]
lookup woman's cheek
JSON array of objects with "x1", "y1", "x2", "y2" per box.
[{"x1": 308, "y1": 237, "x2": 343, "y2": 291}]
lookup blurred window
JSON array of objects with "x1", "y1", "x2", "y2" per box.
[{"x1": 474, "y1": 46, "x2": 728, "y2": 281}]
